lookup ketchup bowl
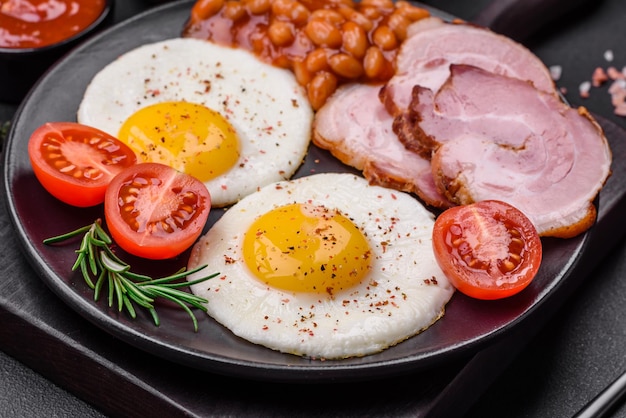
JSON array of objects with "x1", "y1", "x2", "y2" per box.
[{"x1": 0, "y1": 0, "x2": 114, "y2": 103}]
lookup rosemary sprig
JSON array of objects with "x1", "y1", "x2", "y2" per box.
[{"x1": 43, "y1": 219, "x2": 218, "y2": 331}]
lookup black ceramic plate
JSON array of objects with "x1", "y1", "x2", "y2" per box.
[{"x1": 3, "y1": 0, "x2": 589, "y2": 382}]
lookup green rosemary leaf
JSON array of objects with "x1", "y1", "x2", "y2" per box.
[
  {"x1": 93, "y1": 220, "x2": 112, "y2": 245},
  {"x1": 79, "y1": 259, "x2": 96, "y2": 289},
  {"x1": 94, "y1": 269, "x2": 106, "y2": 300},
  {"x1": 43, "y1": 223, "x2": 93, "y2": 244},
  {"x1": 100, "y1": 251, "x2": 130, "y2": 274},
  {"x1": 148, "y1": 308, "x2": 160, "y2": 327}
]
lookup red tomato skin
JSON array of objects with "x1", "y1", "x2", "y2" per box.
[
  {"x1": 28, "y1": 122, "x2": 137, "y2": 207},
  {"x1": 104, "y1": 163, "x2": 211, "y2": 260},
  {"x1": 432, "y1": 200, "x2": 542, "y2": 300}
]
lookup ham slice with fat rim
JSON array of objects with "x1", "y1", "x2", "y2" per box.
[
  {"x1": 312, "y1": 83, "x2": 452, "y2": 208},
  {"x1": 380, "y1": 16, "x2": 557, "y2": 116},
  {"x1": 408, "y1": 64, "x2": 612, "y2": 238}
]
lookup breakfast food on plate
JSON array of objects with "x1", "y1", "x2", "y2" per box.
[
  {"x1": 28, "y1": 0, "x2": 609, "y2": 342},
  {"x1": 400, "y1": 64, "x2": 612, "y2": 238},
  {"x1": 432, "y1": 200, "x2": 543, "y2": 300},
  {"x1": 380, "y1": 16, "x2": 557, "y2": 116},
  {"x1": 311, "y1": 15, "x2": 571, "y2": 211},
  {"x1": 77, "y1": 37, "x2": 313, "y2": 207},
  {"x1": 308, "y1": 11, "x2": 611, "y2": 238},
  {"x1": 182, "y1": 0, "x2": 431, "y2": 109},
  {"x1": 27, "y1": 122, "x2": 137, "y2": 207},
  {"x1": 312, "y1": 82, "x2": 453, "y2": 208},
  {"x1": 104, "y1": 162, "x2": 212, "y2": 260},
  {"x1": 187, "y1": 173, "x2": 454, "y2": 359}
]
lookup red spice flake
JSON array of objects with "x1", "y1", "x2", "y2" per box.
[
  {"x1": 390, "y1": 193, "x2": 397, "y2": 200},
  {"x1": 224, "y1": 255, "x2": 236, "y2": 264},
  {"x1": 221, "y1": 184, "x2": 228, "y2": 190},
  {"x1": 262, "y1": 325, "x2": 269, "y2": 330}
]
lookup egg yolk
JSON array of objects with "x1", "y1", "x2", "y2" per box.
[
  {"x1": 117, "y1": 101, "x2": 240, "y2": 182},
  {"x1": 243, "y1": 203, "x2": 372, "y2": 295}
]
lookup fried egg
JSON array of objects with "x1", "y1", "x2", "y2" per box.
[
  {"x1": 187, "y1": 173, "x2": 455, "y2": 359},
  {"x1": 77, "y1": 37, "x2": 313, "y2": 207}
]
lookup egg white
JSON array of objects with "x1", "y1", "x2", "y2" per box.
[
  {"x1": 77, "y1": 37, "x2": 313, "y2": 207},
  {"x1": 187, "y1": 173, "x2": 455, "y2": 359}
]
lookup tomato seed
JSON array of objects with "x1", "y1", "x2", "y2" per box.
[{"x1": 501, "y1": 259, "x2": 516, "y2": 272}]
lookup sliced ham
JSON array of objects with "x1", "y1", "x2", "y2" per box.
[
  {"x1": 410, "y1": 64, "x2": 611, "y2": 238},
  {"x1": 312, "y1": 83, "x2": 453, "y2": 208},
  {"x1": 380, "y1": 17, "x2": 556, "y2": 116}
]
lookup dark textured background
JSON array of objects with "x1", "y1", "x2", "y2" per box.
[{"x1": 2, "y1": 0, "x2": 626, "y2": 416}]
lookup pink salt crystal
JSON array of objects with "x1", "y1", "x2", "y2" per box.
[
  {"x1": 549, "y1": 65, "x2": 562, "y2": 81},
  {"x1": 607, "y1": 66, "x2": 625, "y2": 80},
  {"x1": 614, "y1": 102, "x2": 626, "y2": 117},
  {"x1": 579, "y1": 81, "x2": 591, "y2": 98},
  {"x1": 592, "y1": 67, "x2": 608, "y2": 87}
]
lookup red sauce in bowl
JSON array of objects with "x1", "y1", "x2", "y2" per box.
[{"x1": 0, "y1": 0, "x2": 106, "y2": 49}]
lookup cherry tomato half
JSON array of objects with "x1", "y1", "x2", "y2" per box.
[
  {"x1": 432, "y1": 200, "x2": 542, "y2": 300},
  {"x1": 104, "y1": 163, "x2": 211, "y2": 260},
  {"x1": 28, "y1": 122, "x2": 137, "y2": 207}
]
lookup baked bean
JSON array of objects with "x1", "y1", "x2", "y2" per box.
[
  {"x1": 293, "y1": 60, "x2": 313, "y2": 86},
  {"x1": 305, "y1": 48, "x2": 330, "y2": 73},
  {"x1": 361, "y1": 0, "x2": 394, "y2": 9},
  {"x1": 337, "y1": 6, "x2": 373, "y2": 31},
  {"x1": 272, "y1": 0, "x2": 311, "y2": 26},
  {"x1": 184, "y1": 0, "x2": 432, "y2": 109},
  {"x1": 308, "y1": 71, "x2": 338, "y2": 110},
  {"x1": 310, "y1": 9, "x2": 345, "y2": 25},
  {"x1": 331, "y1": 0, "x2": 356, "y2": 8},
  {"x1": 271, "y1": 0, "x2": 294, "y2": 16},
  {"x1": 328, "y1": 52, "x2": 364, "y2": 79},
  {"x1": 395, "y1": 2, "x2": 430, "y2": 21},
  {"x1": 305, "y1": 19, "x2": 343, "y2": 48},
  {"x1": 363, "y1": 45, "x2": 384, "y2": 79},
  {"x1": 360, "y1": 5, "x2": 382, "y2": 20},
  {"x1": 273, "y1": 55, "x2": 291, "y2": 69},
  {"x1": 244, "y1": 0, "x2": 271, "y2": 15},
  {"x1": 372, "y1": 25, "x2": 397, "y2": 51},
  {"x1": 222, "y1": 1, "x2": 246, "y2": 21},
  {"x1": 191, "y1": 0, "x2": 224, "y2": 22},
  {"x1": 268, "y1": 20, "x2": 295, "y2": 46},
  {"x1": 387, "y1": 12, "x2": 410, "y2": 41},
  {"x1": 341, "y1": 21, "x2": 367, "y2": 59}
]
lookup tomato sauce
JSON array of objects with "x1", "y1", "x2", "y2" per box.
[{"x1": 0, "y1": 0, "x2": 106, "y2": 49}]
